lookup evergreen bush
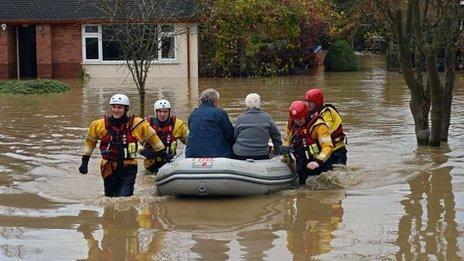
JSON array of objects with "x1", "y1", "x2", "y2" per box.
[
  {"x1": 324, "y1": 40, "x2": 359, "y2": 72},
  {"x1": 0, "y1": 79, "x2": 70, "y2": 94}
]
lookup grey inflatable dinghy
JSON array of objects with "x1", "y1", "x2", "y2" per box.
[{"x1": 155, "y1": 154, "x2": 296, "y2": 197}]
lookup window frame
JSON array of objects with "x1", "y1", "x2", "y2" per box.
[
  {"x1": 82, "y1": 24, "x2": 178, "y2": 65},
  {"x1": 82, "y1": 25, "x2": 102, "y2": 62},
  {"x1": 160, "y1": 25, "x2": 176, "y2": 61}
]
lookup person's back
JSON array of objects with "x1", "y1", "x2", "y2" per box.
[
  {"x1": 185, "y1": 89, "x2": 234, "y2": 158},
  {"x1": 319, "y1": 105, "x2": 344, "y2": 148},
  {"x1": 305, "y1": 88, "x2": 347, "y2": 165},
  {"x1": 233, "y1": 93, "x2": 282, "y2": 160}
]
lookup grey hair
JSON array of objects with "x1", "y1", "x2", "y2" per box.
[
  {"x1": 200, "y1": 88, "x2": 220, "y2": 104},
  {"x1": 245, "y1": 93, "x2": 261, "y2": 109}
]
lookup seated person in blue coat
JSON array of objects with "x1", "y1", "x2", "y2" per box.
[
  {"x1": 185, "y1": 88, "x2": 235, "y2": 158},
  {"x1": 233, "y1": 93, "x2": 282, "y2": 160}
]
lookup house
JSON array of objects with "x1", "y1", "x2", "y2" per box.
[{"x1": 0, "y1": 0, "x2": 198, "y2": 80}]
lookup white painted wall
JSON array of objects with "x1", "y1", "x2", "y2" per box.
[{"x1": 84, "y1": 24, "x2": 198, "y2": 79}]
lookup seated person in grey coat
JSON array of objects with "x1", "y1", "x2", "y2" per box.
[{"x1": 233, "y1": 93, "x2": 282, "y2": 160}]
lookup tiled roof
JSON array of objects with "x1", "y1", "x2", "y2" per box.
[{"x1": 0, "y1": 0, "x2": 197, "y2": 22}]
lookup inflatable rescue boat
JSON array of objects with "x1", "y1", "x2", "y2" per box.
[{"x1": 155, "y1": 154, "x2": 296, "y2": 197}]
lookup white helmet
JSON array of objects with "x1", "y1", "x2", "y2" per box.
[
  {"x1": 154, "y1": 99, "x2": 171, "y2": 111},
  {"x1": 109, "y1": 94, "x2": 130, "y2": 106}
]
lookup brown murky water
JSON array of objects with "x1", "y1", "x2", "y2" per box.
[{"x1": 0, "y1": 54, "x2": 463, "y2": 259}]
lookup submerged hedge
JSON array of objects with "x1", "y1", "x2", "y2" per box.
[
  {"x1": 324, "y1": 40, "x2": 359, "y2": 72},
  {"x1": 0, "y1": 79, "x2": 70, "y2": 94}
]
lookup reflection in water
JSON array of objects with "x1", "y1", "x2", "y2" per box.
[
  {"x1": 155, "y1": 191, "x2": 344, "y2": 259},
  {"x1": 396, "y1": 166, "x2": 459, "y2": 260},
  {"x1": 284, "y1": 191, "x2": 344, "y2": 259},
  {"x1": 237, "y1": 228, "x2": 277, "y2": 260},
  {"x1": 0, "y1": 54, "x2": 463, "y2": 259},
  {"x1": 156, "y1": 197, "x2": 286, "y2": 260},
  {"x1": 77, "y1": 205, "x2": 166, "y2": 260}
]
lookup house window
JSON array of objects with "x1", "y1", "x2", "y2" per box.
[
  {"x1": 82, "y1": 24, "x2": 177, "y2": 63},
  {"x1": 162, "y1": 36, "x2": 175, "y2": 59},
  {"x1": 161, "y1": 25, "x2": 175, "y2": 59},
  {"x1": 83, "y1": 25, "x2": 100, "y2": 60},
  {"x1": 85, "y1": 25, "x2": 99, "y2": 33},
  {"x1": 85, "y1": 38, "x2": 99, "y2": 59},
  {"x1": 102, "y1": 26, "x2": 123, "y2": 61}
]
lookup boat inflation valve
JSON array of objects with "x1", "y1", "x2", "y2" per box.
[{"x1": 198, "y1": 185, "x2": 208, "y2": 194}]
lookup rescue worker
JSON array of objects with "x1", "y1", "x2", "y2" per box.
[
  {"x1": 185, "y1": 88, "x2": 235, "y2": 158},
  {"x1": 283, "y1": 101, "x2": 334, "y2": 185},
  {"x1": 78, "y1": 94, "x2": 166, "y2": 197},
  {"x1": 140, "y1": 99, "x2": 188, "y2": 173},
  {"x1": 304, "y1": 88, "x2": 347, "y2": 165}
]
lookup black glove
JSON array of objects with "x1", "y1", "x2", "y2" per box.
[
  {"x1": 161, "y1": 150, "x2": 174, "y2": 163},
  {"x1": 79, "y1": 155, "x2": 90, "y2": 174},
  {"x1": 281, "y1": 146, "x2": 291, "y2": 154},
  {"x1": 140, "y1": 148, "x2": 157, "y2": 159}
]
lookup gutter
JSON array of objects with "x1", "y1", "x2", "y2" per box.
[
  {"x1": 187, "y1": 25, "x2": 190, "y2": 79},
  {"x1": 2, "y1": 18, "x2": 198, "y2": 25}
]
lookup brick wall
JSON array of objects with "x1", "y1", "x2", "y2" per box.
[
  {"x1": 0, "y1": 27, "x2": 17, "y2": 79},
  {"x1": 51, "y1": 24, "x2": 82, "y2": 78},
  {"x1": 1, "y1": 24, "x2": 82, "y2": 80},
  {"x1": 0, "y1": 29, "x2": 8, "y2": 79},
  {"x1": 36, "y1": 24, "x2": 52, "y2": 78}
]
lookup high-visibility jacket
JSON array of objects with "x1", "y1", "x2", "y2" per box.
[
  {"x1": 143, "y1": 115, "x2": 189, "y2": 170},
  {"x1": 283, "y1": 116, "x2": 333, "y2": 164},
  {"x1": 82, "y1": 115, "x2": 165, "y2": 177},
  {"x1": 98, "y1": 115, "x2": 139, "y2": 162},
  {"x1": 319, "y1": 104, "x2": 346, "y2": 151},
  {"x1": 145, "y1": 115, "x2": 188, "y2": 154}
]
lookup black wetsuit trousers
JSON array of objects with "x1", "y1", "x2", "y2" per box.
[
  {"x1": 103, "y1": 165, "x2": 138, "y2": 197},
  {"x1": 296, "y1": 155, "x2": 333, "y2": 185},
  {"x1": 331, "y1": 147, "x2": 347, "y2": 165}
]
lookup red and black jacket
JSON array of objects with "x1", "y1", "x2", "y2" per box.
[
  {"x1": 145, "y1": 116, "x2": 177, "y2": 153},
  {"x1": 99, "y1": 115, "x2": 139, "y2": 162}
]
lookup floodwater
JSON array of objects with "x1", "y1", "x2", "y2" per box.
[{"x1": 0, "y1": 54, "x2": 463, "y2": 260}]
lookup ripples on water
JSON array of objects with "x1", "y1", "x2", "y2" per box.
[{"x1": 0, "y1": 54, "x2": 463, "y2": 259}]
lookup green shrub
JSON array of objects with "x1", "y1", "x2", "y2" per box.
[
  {"x1": 0, "y1": 79, "x2": 70, "y2": 94},
  {"x1": 78, "y1": 65, "x2": 90, "y2": 83},
  {"x1": 198, "y1": 0, "x2": 327, "y2": 77},
  {"x1": 324, "y1": 40, "x2": 359, "y2": 72}
]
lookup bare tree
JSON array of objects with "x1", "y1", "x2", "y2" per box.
[
  {"x1": 372, "y1": 0, "x2": 463, "y2": 146},
  {"x1": 90, "y1": 0, "x2": 195, "y2": 117}
]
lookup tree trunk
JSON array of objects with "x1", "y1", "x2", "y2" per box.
[
  {"x1": 425, "y1": 52, "x2": 443, "y2": 146},
  {"x1": 373, "y1": 0, "x2": 459, "y2": 147},
  {"x1": 442, "y1": 43, "x2": 457, "y2": 142},
  {"x1": 393, "y1": 15, "x2": 430, "y2": 145},
  {"x1": 139, "y1": 88, "x2": 146, "y2": 118},
  {"x1": 409, "y1": 95, "x2": 430, "y2": 145}
]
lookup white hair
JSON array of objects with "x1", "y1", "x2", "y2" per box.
[
  {"x1": 200, "y1": 88, "x2": 220, "y2": 104},
  {"x1": 245, "y1": 93, "x2": 261, "y2": 109}
]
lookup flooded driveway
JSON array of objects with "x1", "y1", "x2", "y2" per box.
[{"x1": 0, "y1": 54, "x2": 463, "y2": 259}]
